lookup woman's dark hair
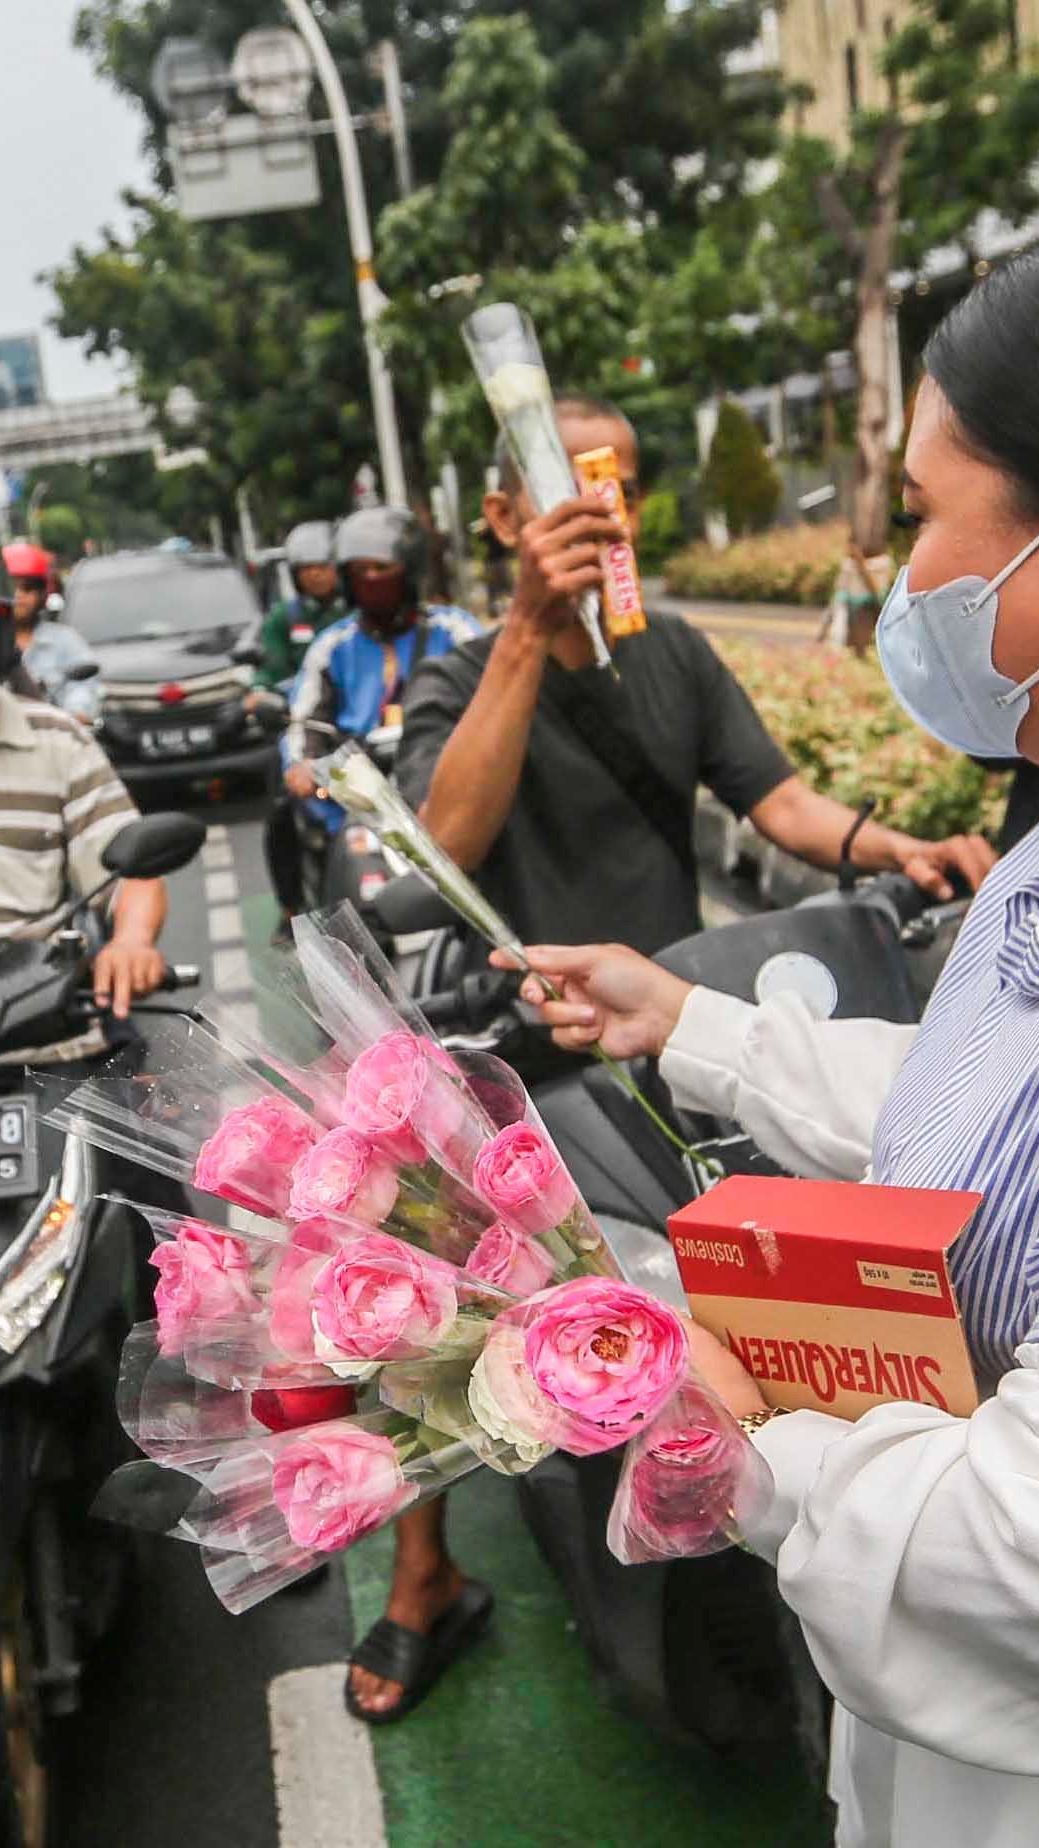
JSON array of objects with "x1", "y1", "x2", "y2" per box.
[{"x1": 925, "y1": 252, "x2": 1039, "y2": 521}]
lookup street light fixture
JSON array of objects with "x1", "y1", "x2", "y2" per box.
[
  {"x1": 231, "y1": 29, "x2": 313, "y2": 120},
  {"x1": 151, "y1": 37, "x2": 229, "y2": 128}
]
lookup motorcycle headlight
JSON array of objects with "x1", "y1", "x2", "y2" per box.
[{"x1": 0, "y1": 1137, "x2": 93, "y2": 1356}]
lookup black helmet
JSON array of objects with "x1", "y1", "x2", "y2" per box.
[
  {"x1": 284, "y1": 520, "x2": 336, "y2": 569},
  {"x1": 335, "y1": 506, "x2": 427, "y2": 584}
]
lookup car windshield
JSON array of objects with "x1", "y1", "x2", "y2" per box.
[{"x1": 65, "y1": 559, "x2": 257, "y2": 644}]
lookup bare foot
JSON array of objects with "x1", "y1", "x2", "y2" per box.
[{"x1": 349, "y1": 1559, "x2": 466, "y2": 1717}]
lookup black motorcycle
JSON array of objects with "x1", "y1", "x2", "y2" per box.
[
  {"x1": 0, "y1": 811, "x2": 203, "y2": 1848},
  {"x1": 365, "y1": 855, "x2": 968, "y2": 1777}
]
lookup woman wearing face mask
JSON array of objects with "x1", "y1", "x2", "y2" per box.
[{"x1": 499, "y1": 255, "x2": 1039, "y2": 1848}]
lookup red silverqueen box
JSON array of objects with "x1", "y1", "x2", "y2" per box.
[{"x1": 669, "y1": 1175, "x2": 981, "y2": 1419}]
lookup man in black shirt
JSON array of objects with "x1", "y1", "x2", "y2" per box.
[
  {"x1": 345, "y1": 396, "x2": 996, "y2": 1731},
  {"x1": 397, "y1": 394, "x2": 993, "y2": 955}
]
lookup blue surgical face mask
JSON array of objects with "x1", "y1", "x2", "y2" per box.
[{"x1": 875, "y1": 531, "x2": 1039, "y2": 757}]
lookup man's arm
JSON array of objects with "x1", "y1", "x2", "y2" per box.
[
  {"x1": 750, "y1": 776, "x2": 996, "y2": 898},
  {"x1": 94, "y1": 879, "x2": 167, "y2": 1018},
  {"x1": 253, "y1": 603, "x2": 294, "y2": 692},
  {"x1": 420, "y1": 619, "x2": 549, "y2": 868},
  {"x1": 419, "y1": 496, "x2": 620, "y2": 869},
  {"x1": 283, "y1": 626, "x2": 341, "y2": 791}
]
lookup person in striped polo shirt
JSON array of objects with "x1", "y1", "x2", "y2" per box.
[{"x1": 0, "y1": 651, "x2": 167, "y2": 1060}]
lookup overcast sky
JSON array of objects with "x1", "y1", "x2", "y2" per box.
[{"x1": 5, "y1": 0, "x2": 150, "y2": 400}]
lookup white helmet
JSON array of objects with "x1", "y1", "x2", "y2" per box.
[{"x1": 284, "y1": 520, "x2": 336, "y2": 569}]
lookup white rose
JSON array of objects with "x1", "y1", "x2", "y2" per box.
[
  {"x1": 484, "y1": 361, "x2": 552, "y2": 419},
  {"x1": 467, "y1": 1344, "x2": 551, "y2": 1468},
  {"x1": 310, "y1": 1313, "x2": 381, "y2": 1383}
]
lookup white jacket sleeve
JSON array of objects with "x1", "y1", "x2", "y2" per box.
[
  {"x1": 742, "y1": 1348, "x2": 1039, "y2": 1775},
  {"x1": 658, "y1": 986, "x2": 916, "y2": 1181}
]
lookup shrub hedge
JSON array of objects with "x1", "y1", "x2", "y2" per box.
[
  {"x1": 666, "y1": 521, "x2": 846, "y2": 606},
  {"x1": 715, "y1": 638, "x2": 1010, "y2": 840}
]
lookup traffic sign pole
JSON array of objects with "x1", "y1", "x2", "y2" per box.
[{"x1": 281, "y1": 0, "x2": 407, "y2": 506}]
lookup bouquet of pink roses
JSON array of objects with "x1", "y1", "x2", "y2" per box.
[{"x1": 47, "y1": 898, "x2": 770, "y2": 1607}]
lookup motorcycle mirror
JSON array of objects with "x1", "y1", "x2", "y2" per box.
[
  {"x1": 66, "y1": 658, "x2": 100, "y2": 682},
  {"x1": 100, "y1": 811, "x2": 206, "y2": 880}
]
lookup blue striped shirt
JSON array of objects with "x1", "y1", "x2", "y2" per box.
[{"x1": 873, "y1": 827, "x2": 1039, "y2": 1380}]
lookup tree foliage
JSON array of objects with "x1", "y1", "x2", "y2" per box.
[
  {"x1": 59, "y1": 0, "x2": 783, "y2": 532},
  {"x1": 701, "y1": 400, "x2": 781, "y2": 535}
]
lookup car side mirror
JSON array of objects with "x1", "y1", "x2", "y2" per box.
[
  {"x1": 100, "y1": 811, "x2": 206, "y2": 880},
  {"x1": 66, "y1": 659, "x2": 100, "y2": 682}
]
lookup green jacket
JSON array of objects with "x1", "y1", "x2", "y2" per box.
[{"x1": 253, "y1": 593, "x2": 347, "y2": 692}]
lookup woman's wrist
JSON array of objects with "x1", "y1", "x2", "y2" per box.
[{"x1": 650, "y1": 975, "x2": 695, "y2": 1058}]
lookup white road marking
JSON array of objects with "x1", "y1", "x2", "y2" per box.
[
  {"x1": 206, "y1": 823, "x2": 230, "y2": 843},
  {"x1": 202, "y1": 839, "x2": 234, "y2": 870},
  {"x1": 204, "y1": 869, "x2": 238, "y2": 904},
  {"x1": 212, "y1": 946, "x2": 252, "y2": 993},
  {"x1": 268, "y1": 1663, "x2": 388, "y2": 1848},
  {"x1": 208, "y1": 902, "x2": 245, "y2": 945}
]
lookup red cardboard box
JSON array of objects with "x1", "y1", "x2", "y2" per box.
[{"x1": 669, "y1": 1175, "x2": 981, "y2": 1419}]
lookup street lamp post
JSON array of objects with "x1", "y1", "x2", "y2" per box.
[{"x1": 280, "y1": 0, "x2": 407, "y2": 506}]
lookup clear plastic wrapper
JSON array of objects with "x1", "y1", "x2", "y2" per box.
[
  {"x1": 95, "y1": 1408, "x2": 498, "y2": 1613},
  {"x1": 606, "y1": 1380, "x2": 775, "y2": 1564},
  {"x1": 43, "y1": 1015, "x2": 318, "y2": 1218},
  {"x1": 462, "y1": 301, "x2": 611, "y2": 672}
]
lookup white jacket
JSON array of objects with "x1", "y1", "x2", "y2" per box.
[{"x1": 659, "y1": 989, "x2": 1039, "y2": 1848}]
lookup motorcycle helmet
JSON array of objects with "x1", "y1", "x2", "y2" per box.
[
  {"x1": 284, "y1": 520, "x2": 336, "y2": 571},
  {"x1": 3, "y1": 540, "x2": 53, "y2": 587},
  {"x1": 335, "y1": 507, "x2": 428, "y2": 587}
]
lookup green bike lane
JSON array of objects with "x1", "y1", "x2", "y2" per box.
[{"x1": 346, "y1": 1471, "x2": 827, "y2": 1848}]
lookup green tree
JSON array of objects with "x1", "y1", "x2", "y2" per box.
[
  {"x1": 701, "y1": 398, "x2": 781, "y2": 535},
  {"x1": 757, "y1": 0, "x2": 1039, "y2": 555},
  {"x1": 36, "y1": 505, "x2": 85, "y2": 560},
  {"x1": 62, "y1": 0, "x2": 783, "y2": 526}
]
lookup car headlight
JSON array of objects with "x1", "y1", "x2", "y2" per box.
[{"x1": 0, "y1": 1136, "x2": 94, "y2": 1356}]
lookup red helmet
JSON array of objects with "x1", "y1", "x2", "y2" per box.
[{"x1": 2, "y1": 541, "x2": 53, "y2": 583}]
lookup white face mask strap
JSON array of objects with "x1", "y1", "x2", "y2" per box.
[
  {"x1": 967, "y1": 531, "x2": 1039, "y2": 614},
  {"x1": 996, "y1": 661, "x2": 1039, "y2": 709}
]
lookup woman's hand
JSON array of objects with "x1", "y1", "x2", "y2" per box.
[
  {"x1": 489, "y1": 942, "x2": 693, "y2": 1060},
  {"x1": 686, "y1": 1321, "x2": 768, "y2": 1421}
]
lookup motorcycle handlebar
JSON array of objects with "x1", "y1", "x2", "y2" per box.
[{"x1": 158, "y1": 963, "x2": 201, "y2": 991}]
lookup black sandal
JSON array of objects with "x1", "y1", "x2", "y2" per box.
[{"x1": 344, "y1": 1581, "x2": 494, "y2": 1726}]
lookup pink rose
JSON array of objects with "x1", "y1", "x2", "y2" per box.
[
  {"x1": 271, "y1": 1425, "x2": 415, "y2": 1552},
  {"x1": 464, "y1": 1222, "x2": 556, "y2": 1298},
  {"x1": 470, "y1": 1278, "x2": 687, "y2": 1458},
  {"x1": 340, "y1": 1032, "x2": 431, "y2": 1163},
  {"x1": 311, "y1": 1232, "x2": 457, "y2": 1369},
  {"x1": 287, "y1": 1127, "x2": 399, "y2": 1227},
  {"x1": 472, "y1": 1123, "x2": 577, "y2": 1238},
  {"x1": 151, "y1": 1222, "x2": 261, "y2": 1357},
  {"x1": 608, "y1": 1386, "x2": 761, "y2": 1563},
  {"x1": 194, "y1": 1095, "x2": 318, "y2": 1219}
]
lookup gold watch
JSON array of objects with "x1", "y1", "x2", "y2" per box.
[{"x1": 737, "y1": 1407, "x2": 791, "y2": 1438}]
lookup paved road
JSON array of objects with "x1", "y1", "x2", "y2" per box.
[{"x1": 645, "y1": 579, "x2": 823, "y2": 646}]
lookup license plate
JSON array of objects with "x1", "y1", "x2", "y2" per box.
[
  {"x1": 140, "y1": 724, "x2": 216, "y2": 757},
  {"x1": 0, "y1": 1094, "x2": 38, "y2": 1199}
]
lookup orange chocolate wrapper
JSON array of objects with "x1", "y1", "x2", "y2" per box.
[{"x1": 574, "y1": 446, "x2": 647, "y2": 639}]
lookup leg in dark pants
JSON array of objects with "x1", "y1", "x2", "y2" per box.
[{"x1": 264, "y1": 795, "x2": 305, "y2": 927}]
